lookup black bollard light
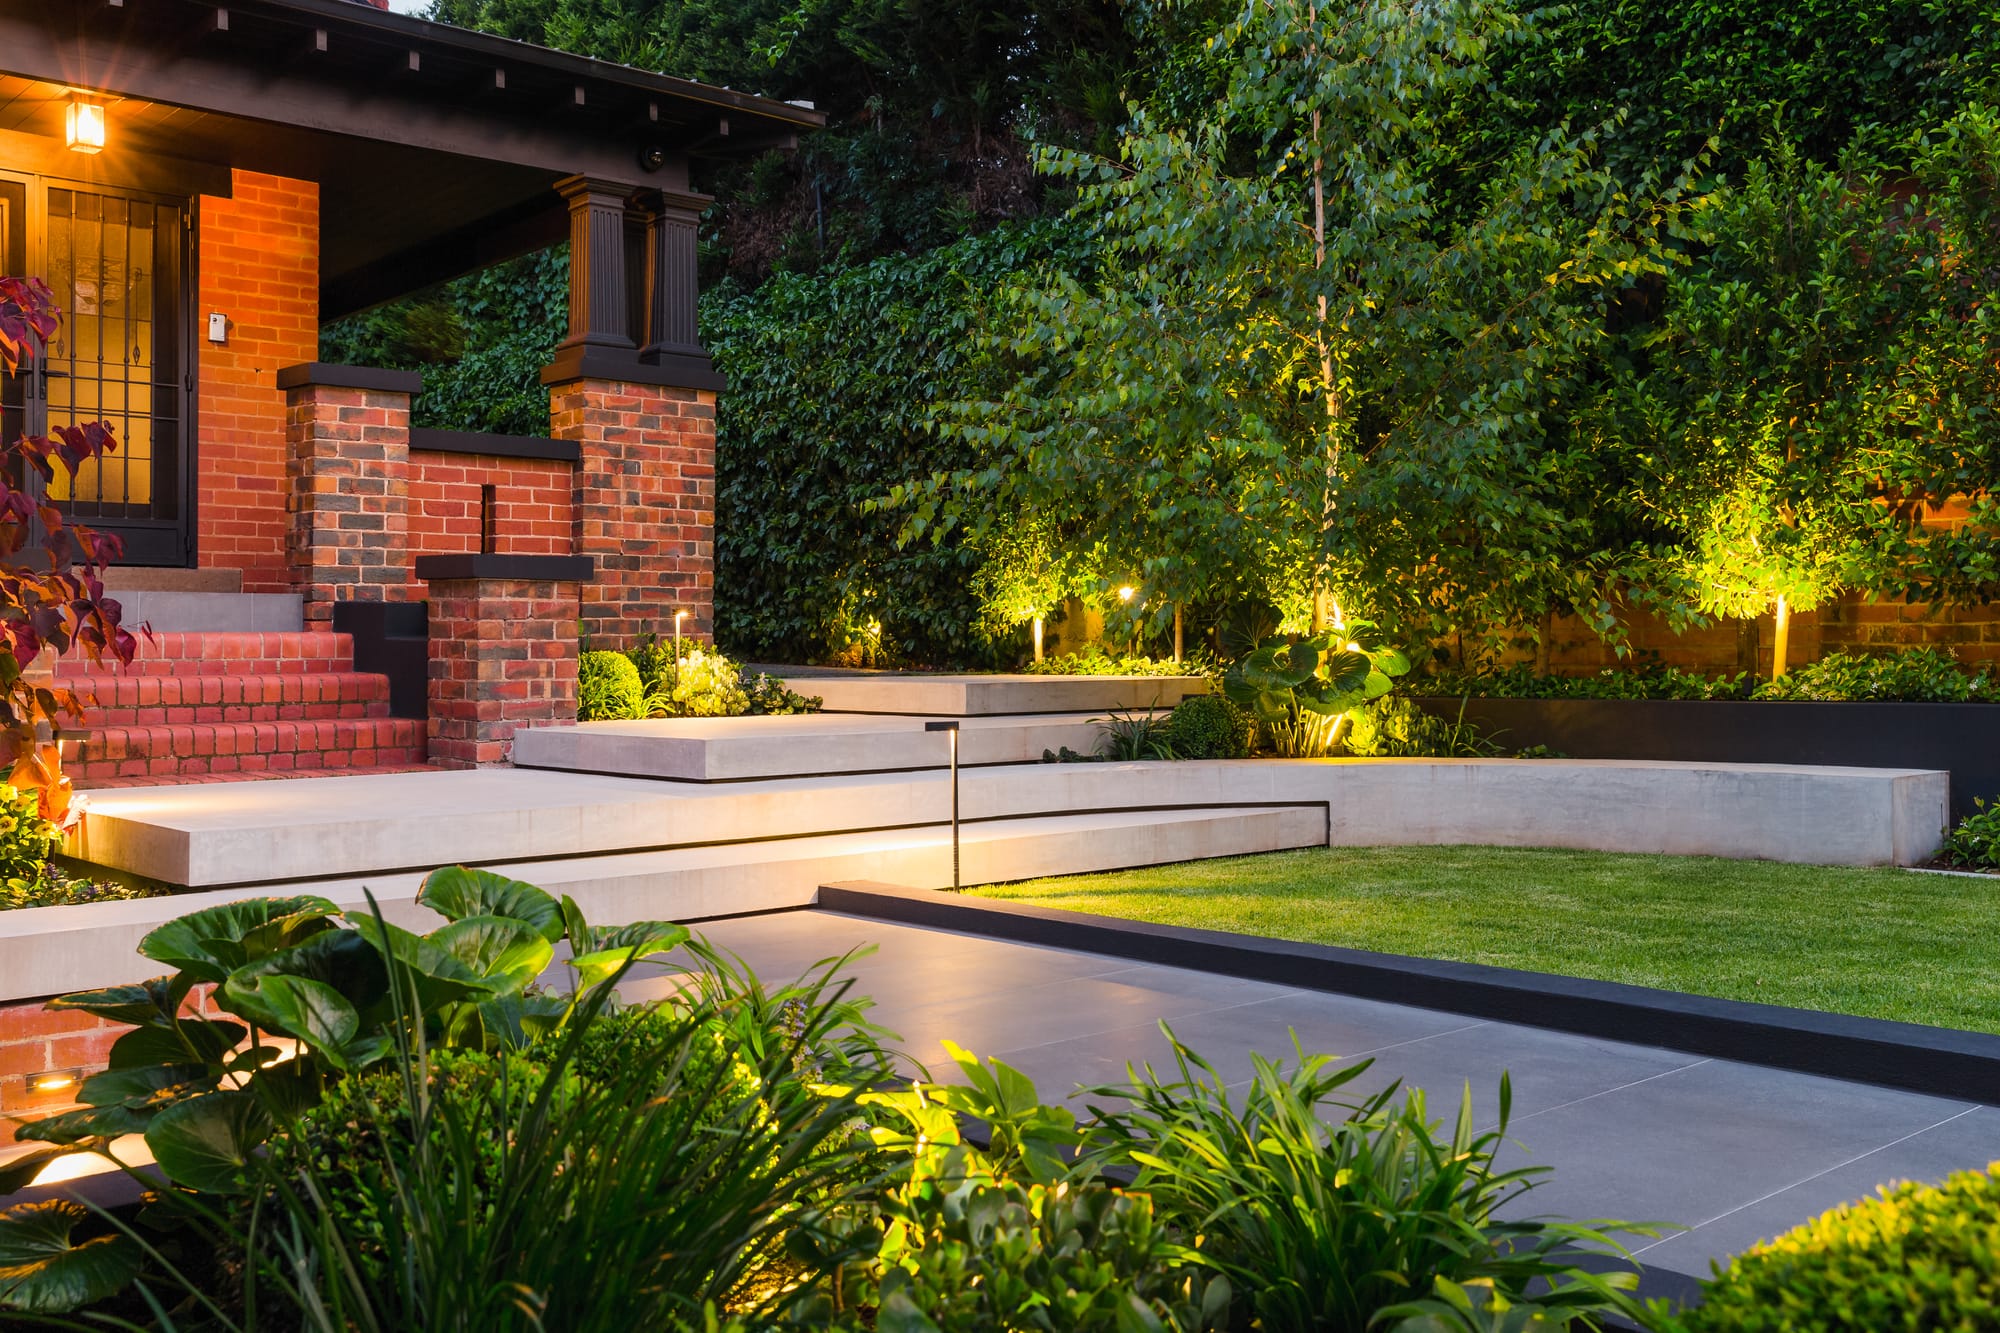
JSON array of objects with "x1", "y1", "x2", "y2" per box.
[{"x1": 924, "y1": 719, "x2": 961, "y2": 891}]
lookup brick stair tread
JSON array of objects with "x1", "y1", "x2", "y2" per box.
[
  {"x1": 79, "y1": 762, "x2": 437, "y2": 789},
  {"x1": 63, "y1": 671, "x2": 393, "y2": 725},
  {"x1": 67, "y1": 631, "x2": 356, "y2": 676},
  {"x1": 70, "y1": 719, "x2": 426, "y2": 781}
]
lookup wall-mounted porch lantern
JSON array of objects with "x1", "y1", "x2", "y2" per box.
[{"x1": 65, "y1": 96, "x2": 107, "y2": 154}]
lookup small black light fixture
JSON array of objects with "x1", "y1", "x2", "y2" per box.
[
  {"x1": 925, "y1": 719, "x2": 962, "y2": 891},
  {"x1": 637, "y1": 144, "x2": 667, "y2": 173}
]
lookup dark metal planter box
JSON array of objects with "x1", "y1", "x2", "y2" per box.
[{"x1": 1408, "y1": 695, "x2": 2000, "y2": 823}]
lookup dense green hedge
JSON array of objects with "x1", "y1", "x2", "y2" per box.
[{"x1": 706, "y1": 219, "x2": 1090, "y2": 666}]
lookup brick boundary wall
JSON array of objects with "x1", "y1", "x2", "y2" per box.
[
  {"x1": 422, "y1": 566, "x2": 586, "y2": 768},
  {"x1": 405, "y1": 452, "x2": 574, "y2": 598},
  {"x1": 197, "y1": 170, "x2": 319, "y2": 592},
  {"x1": 0, "y1": 988, "x2": 224, "y2": 1150},
  {"x1": 549, "y1": 379, "x2": 715, "y2": 651}
]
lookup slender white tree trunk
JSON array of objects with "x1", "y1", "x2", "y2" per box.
[{"x1": 1771, "y1": 597, "x2": 1792, "y2": 680}]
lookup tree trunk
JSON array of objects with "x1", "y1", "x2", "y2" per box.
[
  {"x1": 1534, "y1": 611, "x2": 1553, "y2": 675},
  {"x1": 1032, "y1": 617, "x2": 1044, "y2": 663},
  {"x1": 1173, "y1": 605, "x2": 1184, "y2": 662},
  {"x1": 1771, "y1": 597, "x2": 1792, "y2": 680}
]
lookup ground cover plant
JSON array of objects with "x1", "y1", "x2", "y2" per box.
[
  {"x1": 1425, "y1": 648, "x2": 2000, "y2": 703},
  {"x1": 577, "y1": 644, "x2": 821, "y2": 722},
  {"x1": 978, "y1": 846, "x2": 2000, "y2": 1032}
]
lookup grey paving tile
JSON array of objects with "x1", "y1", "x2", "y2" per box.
[
  {"x1": 1634, "y1": 1102, "x2": 2000, "y2": 1274},
  {"x1": 1346, "y1": 1022, "x2": 1709, "y2": 1126},
  {"x1": 1496, "y1": 1058, "x2": 1978, "y2": 1238},
  {"x1": 887, "y1": 972, "x2": 1284, "y2": 1078}
]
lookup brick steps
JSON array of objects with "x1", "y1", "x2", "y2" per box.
[
  {"x1": 75, "y1": 719, "x2": 427, "y2": 781},
  {"x1": 67, "y1": 671, "x2": 391, "y2": 727},
  {"x1": 72, "y1": 631, "x2": 355, "y2": 677},
  {"x1": 64, "y1": 627, "x2": 428, "y2": 787}
]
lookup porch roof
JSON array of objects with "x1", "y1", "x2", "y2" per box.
[{"x1": 2, "y1": 0, "x2": 826, "y2": 315}]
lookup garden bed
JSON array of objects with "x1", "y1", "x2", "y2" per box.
[{"x1": 1412, "y1": 695, "x2": 2000, "y2": 821}]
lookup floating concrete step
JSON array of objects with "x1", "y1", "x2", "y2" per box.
[
  {"x1": 773, "y1": 671, "x2": 1207, "y2": 716},
  {"x1": 511, "y1": 711, "x2": 1146, "y2": 781},
  {"x1": 66, "y1": 756, "x2": 1947, "y2": 891},
  {"x1": 10, "y1": 807, "x2": 1327, "y2": 1000}
]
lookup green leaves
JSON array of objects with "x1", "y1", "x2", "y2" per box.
[
  {"x1": 0, "y1": 1201, "x2": 142, "y2": 1313},
  {"x1": 1224, "y1": 629, "x2": 1411, "y2": 725},
  {"x1": 419, "y1": 866, "x2": 564, "y2": 939},
  {"x1": 138, "y1": 895, "x2": 339, "y2": 983},
  {"x1": 145, "y1": 1090, "x2": 272, "y2": 1195}
]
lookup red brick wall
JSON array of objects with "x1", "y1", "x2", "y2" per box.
[
  {"x1": 198, "y1": 170, "x2": 319, "y2": 591},
  {"x1": 548, "y1": 380, "x2": 715, "y2": 650},
  {"x1": 427, "y1": 576, "x2": 581, "y2": 767},
  {"x1": 285, "y1": 381, "x2": 411, "y2": 621},
  {"x1": 406, "y1": 451, "x2": 574, "y2": 596}
]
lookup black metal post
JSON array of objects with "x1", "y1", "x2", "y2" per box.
[{"x1": 925, "y1": 720, "x2": 961, "y2": 891}]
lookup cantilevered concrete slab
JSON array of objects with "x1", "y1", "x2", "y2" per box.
[
  {"x1": 66, "y1": 757, "x2": 1948, "y2": 891},
  {"x1": 510, "y1": 711, "x2": 1141, "y2": 780},
  {"x1": 10, "y1": 806, "x2": 1325, "y2": 1000},
  {"x1": 775, "y1": 672, "x2": 1206, "y2": 716}
]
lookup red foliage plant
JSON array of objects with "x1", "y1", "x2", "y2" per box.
[{"x1": 0, "y1": 276, "x2": 139, "y2": 823}]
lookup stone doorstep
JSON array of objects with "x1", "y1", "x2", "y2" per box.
[
  {"x1": 509, "y1": 710, "x2": 1160, "y2": 781},
  {"x1": 62, "y1": 757, "x2": 1952, "y2": 891}
]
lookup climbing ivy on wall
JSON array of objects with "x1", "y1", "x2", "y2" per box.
[{"x1": 705, "y1": 218, "x2": 1091, "y2": 666}]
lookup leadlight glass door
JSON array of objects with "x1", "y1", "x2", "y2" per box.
[{"x1": 31, "y1": 183, "x2": 191, "y2": 566}]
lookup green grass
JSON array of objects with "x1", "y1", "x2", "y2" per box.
[{"x1": 975, "y1": 846, "x2": 2000, "y2": 1034}]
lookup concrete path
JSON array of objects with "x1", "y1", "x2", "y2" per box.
[{"x1": 634, "y1": 909, "x2": 2000, "y2": 1283}]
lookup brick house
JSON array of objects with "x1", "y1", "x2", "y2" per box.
[{"x1": 0, "y1": 0, "x2": 820, "y2": 776}]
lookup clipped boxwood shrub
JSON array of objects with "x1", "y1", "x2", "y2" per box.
[
  {"x1": 1165, "y1": 694, "x2": 1253, "y2": 760},
  {"x1": 578, "y1": 650, "x2": 643, "y2": 721},
  {"x1": 1666, "y1": 1165, "x2": 2000, "y2": 1332}
]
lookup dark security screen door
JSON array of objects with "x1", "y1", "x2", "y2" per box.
[{"x1": 0, "y1": 174, "x2": 192, "y2": 567}]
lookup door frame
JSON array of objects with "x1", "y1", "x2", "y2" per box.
[{"x1": 0, "y1": 167, "x2": 197, "y2": 568}]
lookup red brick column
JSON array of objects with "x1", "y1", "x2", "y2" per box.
[
  {"x1": 547, "y1": 378, "x2": 715, "y2": 651},
  {"x1": 279, "y1": 363, "x2": 419, "y2": 625},
  {"x1": 416, "y1": 554, "x2": 591, "y2": 768}
]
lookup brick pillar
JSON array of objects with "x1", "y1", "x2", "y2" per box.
[
  {"x1": 279, "y1": 363, "x2": 419, "y2": 625},
  {"x1": 547, "y1": 378, "x2": 715, "y2": 650},
  {"x1": 415, "y1": 554, "x2": 592, "y2": 768}
]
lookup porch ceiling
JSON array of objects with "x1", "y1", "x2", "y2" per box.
[{"x1": 2, "y1": 0, "x2": 825, "y2": 316}]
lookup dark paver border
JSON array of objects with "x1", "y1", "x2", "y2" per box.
[{"x1": 816, "y1": 880, "x2": 2000, "y2": 1105}]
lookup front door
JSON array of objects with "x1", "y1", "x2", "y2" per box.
[{"x1": 0, "y1": 174, "x2": 192, "y2": 567}]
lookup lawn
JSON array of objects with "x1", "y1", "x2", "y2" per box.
[{"x1": 975, "y1": 846, "x2": 2000, "y2": 1034}]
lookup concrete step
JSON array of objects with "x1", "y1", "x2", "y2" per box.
[
  {"x1": 64, "y1": 757, "x2": 1948, "y2": 889},
  {"x1": 58, "y1": 631, "x2": 356, "y2": 678},
  {"x1": 768, "y1": 671, "x2": 1207, "y2": 716},
  {"x1": 110, "y1": 591, "x2": 304, "y2": 633},
  {"x1": 70, "y1": 718, "x2": 427, "y2": 784},
  {"x1": 68, "y1": 671, "x2": 392, "y2": 727},
  {"x1": 8, "y1": 806, "x2": 1327, "y2": 1002},
  {"x1": 511, "y1": 711, "x2": 1153, "y2": 781}
]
